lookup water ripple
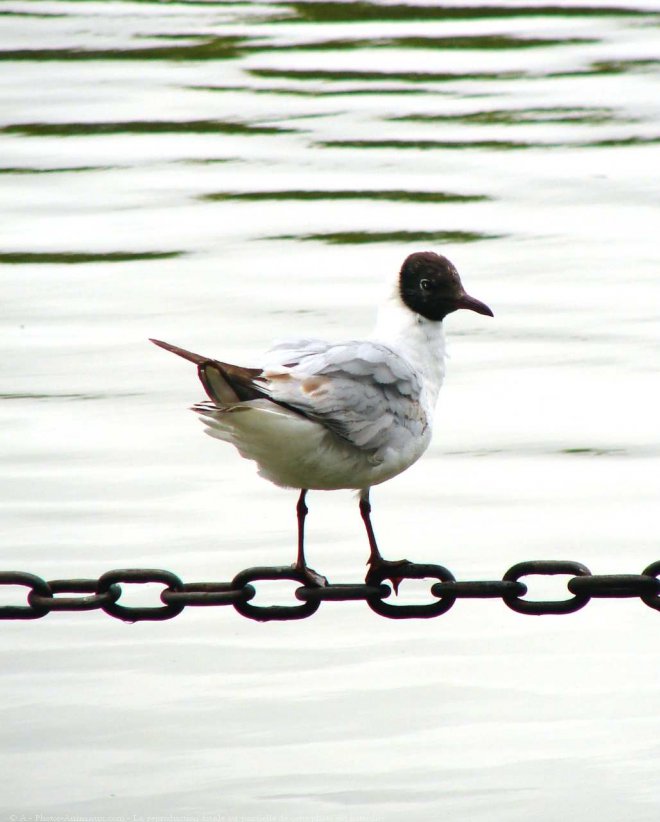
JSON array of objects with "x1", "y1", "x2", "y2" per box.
[
  {"x1": 268, "y1": 229, "x2": 501, "y2": 244},
  {"x1": 0, "y1": 251, "x2": 184, "y2": 265},
  {"x1": 2, "y1": 120, "x2": 296, "y2": 137},
  {"x1": 201, "y1": 189, "x2": 488, "y2": 204},
  {"x1": 276, "y1": 2, "x2": 660, "y2": 22}
]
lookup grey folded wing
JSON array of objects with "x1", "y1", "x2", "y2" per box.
[{"x1": 262, "y1": 339, "x2": 427, "y2": 456}]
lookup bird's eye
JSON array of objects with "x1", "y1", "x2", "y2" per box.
[{"x1": 420, "y1": 278, "x2": 433, "y2": 292}]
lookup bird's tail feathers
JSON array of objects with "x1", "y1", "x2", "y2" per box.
[
  {"x1": 198, "y1": 362, "x2": 241, "y2": 405},
  {"x1": 150, "y1": 338, "x2": 209, "y2": 365},
  {"x1": 198, "y1": 361, "x2": 266, "y2": 405},
  {"x1": 150, "y1": 338, "x2": 267, "y2": 405}
]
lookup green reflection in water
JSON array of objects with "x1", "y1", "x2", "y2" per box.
[
  {"x1": 0, "y1": 10, "x2": 67, "y2": 17},
  {"x1": 202, "y1": 189, "x2": 487, "y2": 204},
  {"x1": 2, "y1": 121, "x2": 294, "y2": 137},
  {"x1": 584, "y1": 135, "x2": 660, "y2": 147},
  {"x1": 380, "y1": 34, "x2": 597, "y2": 49},
  {"x1": 0, "y1": 28, "x2": 604, "y2": 66},
  {"x1": 319, "y1": 139, "x2": 546, "y2": 150},
  {"x1": 0, "y1": 251, "x2": 184, "y2": 265},
  {"x1": 0, "y1": 37, "x2": 246, "y2": 62},
  {"x1": 390, "y1": 107, "x2": 624, "y2": 125},
  {"x1": 280, "y1": 2, "x2": 660, "y2": 23},
  {"x1": 247, "y1": 34, "x2": 596, "y2": 51},
  {"x1": 6, "y1": 0, "x2": 652, "y2": 21},
  {"x1": 270, "y1": 230, "x2": 498, "y2": 244},
  {"x1": 0, "y1": 166, "x2": 112, "y2": 174},
  {"x1": 249, "y1": 67, "x2": 525, "y2": 83},
  {"x1": 591, "y1": 58, "x2": 660, "y2": 73},
  {"x1": 147, "y1": 31, "x2": 596, "y2": 52},
  {"x1": 552, "y1": 58, "x2": 660, "y2": 77},
  {"x1": 193, "y1": 84, "x2": 427, "y2": 97}
]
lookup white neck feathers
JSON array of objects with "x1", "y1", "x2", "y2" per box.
[{"x1": 370, "y1": 289, "x2": 447, "y2": 408}]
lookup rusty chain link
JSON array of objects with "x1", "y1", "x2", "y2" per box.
[{"x1": 0, "y1": 560, "x2": 659, "y2": 622}]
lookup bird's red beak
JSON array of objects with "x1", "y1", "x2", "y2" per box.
[{"x1": 456, "y1": 293, "x2": 494, "y2": 317}]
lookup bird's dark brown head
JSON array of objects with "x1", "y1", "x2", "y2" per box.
[{"x1": 399, "y1": 251, "x2": 493, "y2": 322}]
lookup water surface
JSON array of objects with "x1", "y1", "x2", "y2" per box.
[{"x1": 1, "y1": 1, "x2": 660, "y2": 819}]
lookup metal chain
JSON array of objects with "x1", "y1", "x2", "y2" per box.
[{"x1": 1, "y1": 560, "x2": 659, "y2": 622}]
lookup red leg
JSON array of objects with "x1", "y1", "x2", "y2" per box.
[
  {"x1": 359, "y1": 490, "x2": 408, "y2": 594},
  {"x1": 293, "y1": 490, "x2": 327, "y2": 587}
]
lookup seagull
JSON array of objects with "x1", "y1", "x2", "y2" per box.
[{"x1": 151, "y1": 251, "x2": 492, "y2": 590}]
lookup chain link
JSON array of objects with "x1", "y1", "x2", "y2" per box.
[
  {"x1": 1, "y1": 561, "x2": 660, "y2": 622},
  {"x1": 502, "y1": 560, "x2": 592, "y2": 615}
]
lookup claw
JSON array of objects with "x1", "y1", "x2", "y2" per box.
[
  {"x1": 366, "y1": 557, "x2": 409, "y2": 597},
  {"x1": 389, "y1": 575, "x2": 404, "y2": 596}
]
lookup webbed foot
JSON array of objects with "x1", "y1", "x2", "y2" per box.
[
  {"x1": 294, "y1": 563, "x2": 328, "y2": 588},
  {"x1": 366, "y1": 557, "x2": 410, "y2": 596}
]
